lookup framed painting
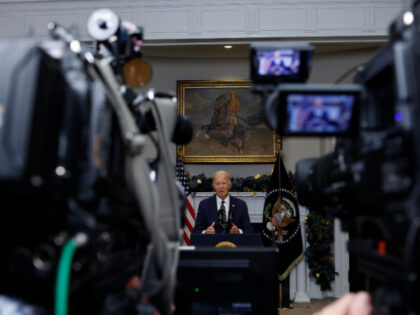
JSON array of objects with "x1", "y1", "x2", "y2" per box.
[{"x1": 177, "y1": 80, "x2": 280, "y2": 163}]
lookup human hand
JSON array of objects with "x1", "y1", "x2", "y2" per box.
[
  {"x1": 205, "y1": 222, "x2": 215, "y2": 234},
  {"x1": 314, "y1": 291, "x2": 372, "y2": 315},
  {"x1": 229, "y1": 223, "x2": 240, "y2": 234}
]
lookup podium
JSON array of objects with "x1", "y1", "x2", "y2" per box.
[{"x1": 190, "y1": 233, "x2": 263, "y2": 247}]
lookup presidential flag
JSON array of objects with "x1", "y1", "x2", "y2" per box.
[
  {"x1": 261, "y1": 153, "x2": 304, "y2": 280},
  {"x1": 176, "y1": 157, "x2": 196, "y2": 245}
]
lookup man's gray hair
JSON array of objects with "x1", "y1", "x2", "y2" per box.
[{"x1": 212, "y1": 170, "x2": 231, "y2": 183}]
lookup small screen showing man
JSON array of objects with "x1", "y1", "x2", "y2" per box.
[
  {"x1": 286, "y1": 94, "x2": 356, "y2": 133},
  {"x1": 257, "y1": 49, "x2": 300, "y2": 76}
]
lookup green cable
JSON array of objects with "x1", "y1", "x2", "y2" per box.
[{"x1": 55, "y1": 235, "x2": 84, "y2": 315}]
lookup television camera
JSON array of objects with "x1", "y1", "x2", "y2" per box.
[
  {"x1": 251, "y1": 2, "x2": 420, "y2": 314},
  {"x1": 0, "y1": 8, "x2": 192, "y2": 315}
]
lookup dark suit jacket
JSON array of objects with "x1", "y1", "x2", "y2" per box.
[{"x1": 192, "y1": 195, "x2": 253, "y2": 234}]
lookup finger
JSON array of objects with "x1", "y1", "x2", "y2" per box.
[
  {"x1": 313, "y1": 293, "x2": 356, "y2": 315},
  {"x1": 210, "y1": 221, "x2": 215, "y2": 227},
  {"x1": 232, "y1": 223, "x2": 237, "y2": 227},
  {"x1": 349, "y1": 292, "x2": 372, "y2": 315}
]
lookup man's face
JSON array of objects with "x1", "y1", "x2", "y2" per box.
[
  {"x1": 314, "y1": 97, "x2": 323, "y2": 109},
  {"x1": 212, "y1": 173, "x2": 231, "y2": 200}
]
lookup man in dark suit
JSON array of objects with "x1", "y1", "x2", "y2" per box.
[
  {"x1": 192, "y1": 170, "x2": 252, "y2": 234},
  {"x1": 267, "y1": 50, "x2": 289, "y2": 75}
]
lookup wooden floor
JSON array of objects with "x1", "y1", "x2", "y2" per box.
[{"x1": 279, "y1": 298, "x2": 336, "y2": 315}]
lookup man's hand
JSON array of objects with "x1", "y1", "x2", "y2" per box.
[
  {"x1": 314, "y1": 291, "x2": 371, "y2": 315},
  {"x1": 204, "y1": 222, "x2": 215, "y2": 234},
  {"x1": 229, "y1": 223, "x2": 240, "y2": 234}
]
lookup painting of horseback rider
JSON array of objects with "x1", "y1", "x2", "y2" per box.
[
  {"x1": 177, "y1": 80, "x2": 279, "y2": 163},
  {"x1": 199, "y1": 90, "x2": 247, "y2": 153}
]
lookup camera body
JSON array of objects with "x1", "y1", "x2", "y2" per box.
[
  {"x1": 0, "y1": 9, "x2": 189, "y2": 315},
  {"x1": 0, "y1": 36, "x2": 141, "y2": 313},
  {"x1": 251, "y1": 3, "x2": 420, "y2": 314}
]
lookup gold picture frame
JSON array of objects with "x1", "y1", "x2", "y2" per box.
[{"x1": 177, "y1": 80, "x2": 280, "y2": 163}]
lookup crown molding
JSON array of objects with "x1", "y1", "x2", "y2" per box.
[{"x1": 0, "y1": 1, "x2": 403, "y2": 42}]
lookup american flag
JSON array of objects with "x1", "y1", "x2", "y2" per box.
[{"x1": 176, "y1": 157, "x2": 196, "y2": 245}]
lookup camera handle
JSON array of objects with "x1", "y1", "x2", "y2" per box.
[
  {"x1": 49, "y1": 22, "x2": 180, "y2": 314},
  {"x1": 89, "y1": 58, "x2": 178, "y2": 315}
]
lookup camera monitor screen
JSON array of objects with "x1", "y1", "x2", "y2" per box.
[
  {"x1": 250, "y1": 44, "x2": 313, "y2": 84},
  {"x1": 257, "y1": 49, "x2": 300, "y2": 76},
  {"x1": 277, "y1": 84, "x2": 361, "y2": 136}
]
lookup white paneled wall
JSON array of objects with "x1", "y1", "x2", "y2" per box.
[{"x1": 0, "y1": 1, "x2": 404, "y2": 42}]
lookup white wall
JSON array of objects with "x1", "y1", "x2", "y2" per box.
[{"x1": 0, "y1": 0, "x2": 403, "y2": 41}]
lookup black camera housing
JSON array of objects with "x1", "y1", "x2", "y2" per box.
[{"x1": 258, "y1": 3, "x2": 420, "y2": 314}]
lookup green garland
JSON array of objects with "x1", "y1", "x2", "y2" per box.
[
  {"x1": 188, "y1": 173, "x2": 272, "y2": 192},
  {"x1": 304, "y1": 210, "x2": 338, "y2": 291},
  {"x1": 186, "y1": 172, "x2": 337, "y2": 291}
]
